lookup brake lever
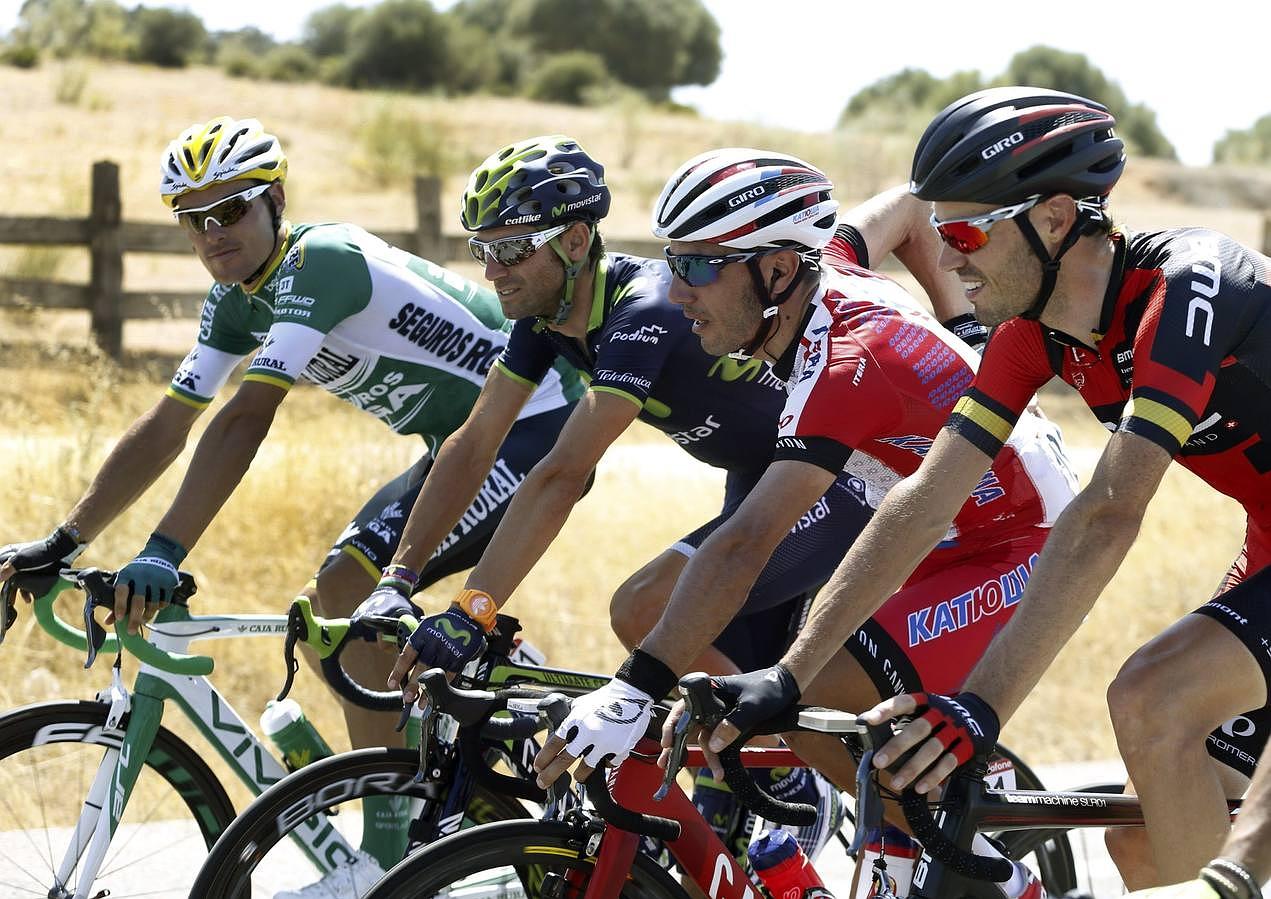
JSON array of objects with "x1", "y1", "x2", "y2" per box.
[
  {"x1": 80, "y1": 583, "x2": 109, "y2": 669},
  {"x1": 277, "y1": 600, "x2": 308, "y2": 701},
  {"x1": 656, "y1": 672, "x2": 729, "y2": 801},
  {"x1": 0, "y1": 578, "x2": 16, "y2": 646}
]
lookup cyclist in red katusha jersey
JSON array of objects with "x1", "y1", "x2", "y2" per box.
[
  {"x1": 691, "y1": 87, "x2": 1271, "y2": 890},
  {"x1": 532, "y1": 149, "x2": 1078, "y2": 899}
]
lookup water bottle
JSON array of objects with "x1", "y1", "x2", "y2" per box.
[
  {"x1": 260, "y1": 699, "x2": 333, "y2": 772},
  {"x1": 747, "y1": 829, "x2": 833, "y2": 899}
]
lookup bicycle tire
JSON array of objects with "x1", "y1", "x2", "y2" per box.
[
  {"x1": 0, "y1": 699, "x2": 236, "y2": 898},
  {"x1": 364, "y1": 819, "x2": 692, "y2": 899},
  {"x1": 989, "y1": 745, "x2": 1078, "y2": 895},
  {"x1": 192, "y1": 747, "x2": 531, "y2": 898}
]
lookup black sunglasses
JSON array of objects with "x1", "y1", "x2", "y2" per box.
[{"x1": 663, "y1": 247, "x2": 776, "y2": 287}]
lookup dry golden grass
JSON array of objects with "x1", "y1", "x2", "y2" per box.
[{"x1": 0, "y1": 62, "x2": 1260, "y2": 813}]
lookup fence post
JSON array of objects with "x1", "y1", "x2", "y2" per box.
[
  {"x1": 413, "y1": 175, "x2": 444, "y2": 262},
  {"x1": 88, "y1": 160, "x2": 124, "y2": 358},
  {"x1": 1263, "y1": 214, "x2": 1271, "y2": 257}
]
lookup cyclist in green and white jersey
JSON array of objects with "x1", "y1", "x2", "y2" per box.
[{"x1": 0, "y1": 118, "x2": 580, "y2": 888}]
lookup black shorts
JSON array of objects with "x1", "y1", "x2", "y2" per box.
[
  {"x1": 711, "y1": 595, "x2": 810, "y2": 672},
  {"x1": 324, "y1": 404, "x2": 575, "y2": 589},
  {"x1": 677, "y1": 467, "x2": 873, "y2": 614},
  {"x1": 1194, "y1": 562, "x2": 1271, "y2": 778}
]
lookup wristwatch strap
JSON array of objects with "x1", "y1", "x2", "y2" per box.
[{"x1": 455, "y1": 588, "x2": 498, "y2": 633}]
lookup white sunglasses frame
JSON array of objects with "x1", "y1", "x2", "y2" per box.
[{"x1": 172, "y1": 182, "x2": 273, "y2": 231}]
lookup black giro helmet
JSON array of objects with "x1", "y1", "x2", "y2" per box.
[{"x1": 910, "y1": 86, "x2": 1125, "y2": 205}]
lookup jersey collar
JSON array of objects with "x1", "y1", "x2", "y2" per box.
[
  {"x1": 771, "y1": 301, "x2": 818, "y2": 382},
  {"x1": 243, "y1": 221, "x2": 294, "y2": 297}
]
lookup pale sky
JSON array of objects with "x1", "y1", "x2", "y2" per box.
[{"x1": 3, "y1": 0, "x2": 1267, "y2": 166}]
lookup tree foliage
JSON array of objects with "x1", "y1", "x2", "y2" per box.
[
  {"x1": 839, "y1": 45, "x2": 1177, "y2": 160},
  {"x1": 526, "y1": 51, "x2": 611, "y2": 105},
  {"x1": 301, "y1": 4, "x2": 365, "y2": 59},
  {"x1": 1214, "y1": 114, "x2": 1271, "y2": 166},
  {"x1": 341, "y1": 0, "x2": 449, "y2": 89},
  {"x1": 129, "y1": 6, "x2": 207, "y2": 67},
  {"x1": 510, "y1": 0, "x2": 720, "y2": 101},
  {"x1": 15, "y1": 0, "x2": 133, "y2": 60}
]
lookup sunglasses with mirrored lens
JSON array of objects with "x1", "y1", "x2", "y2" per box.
[
  {"x1": 468, "y1": 224, "x2": 569, "y2": 267},
  {"x1": 173, "y1": 182, "x2": 273, "y2": 234},
  {"x1": 930, "y1": 195, "x2": 1042, "y2": 255},
  {"x1": 663, "y1": 247, "x2": 771, "y2": 288}
]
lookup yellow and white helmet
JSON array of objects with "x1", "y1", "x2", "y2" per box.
[{"x1": 159, "y1": 117, "x2": 288, "y2": 207}]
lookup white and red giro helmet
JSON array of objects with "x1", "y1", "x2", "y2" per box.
[{"x1": 652, "y1": 148, "x2": 838, "y2": 251}]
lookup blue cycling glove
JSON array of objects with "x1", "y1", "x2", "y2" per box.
[
  {"x1": 408, "y1": 607, "x2": 486, "y2": 673},
  {"x1": 115, "y1": 532, "x2": 187, "y2": 606},
  {"x1": 351, "y1": 587, "x2": 424, "y2": 641}
]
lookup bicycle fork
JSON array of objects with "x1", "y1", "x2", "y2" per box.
[{"x1": 51, "y1": 671, "x2": 164, "y2": 899}]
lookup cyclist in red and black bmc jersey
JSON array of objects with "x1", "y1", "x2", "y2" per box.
[
  {"x1": 531, "y1": 151, "x2": 1075, "y2": 891},
  {"x1": 689, "y1": 88, "x2": 1271, "y2": 889}
]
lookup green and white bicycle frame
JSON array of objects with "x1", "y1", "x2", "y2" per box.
[{"x1": 27, "y1": 577, "x2": 368, "y2": 898}]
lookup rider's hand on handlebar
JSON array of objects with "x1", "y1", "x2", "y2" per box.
[
  {"x1": 532, "y1": 677, "x2": 657, "y2": 789},
  {"x1": 861, "y1": 691, "x2": 1000, "y2": 794},
  {"x1": 0, "y1": 526, "x2": 87, "y2": 598},
  {"x1": 351, "y1": 585, "x2": 422, "y2": 652},
  {"x1": 111, "y1": 532, "x2": 187, "y2": 636},
  {"x1": 387, "y1": 606, "x2": 486, "y2": 701},
  {"x1": 694, "y1": 665, "x2": 802, "y2": 760}
]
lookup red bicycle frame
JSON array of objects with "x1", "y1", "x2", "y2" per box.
[{"x1": 584, "y1": 738, "x2": 805, "y2": 899}]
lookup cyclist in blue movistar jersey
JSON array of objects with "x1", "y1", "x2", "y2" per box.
[{"x1": 376, "y1": 135, "x2": 985, "y2": 862}]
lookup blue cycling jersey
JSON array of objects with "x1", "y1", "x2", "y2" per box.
[{"x1": 496, "y1": 253, "x2": 787, "y2": 471}]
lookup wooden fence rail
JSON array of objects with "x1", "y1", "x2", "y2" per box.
[
  {"x1": 0, "y1": 161, "x2": 664, "y2": 359},
  {"x1": 4, "y1": 161, "x2": 1271, "y2": 360}
]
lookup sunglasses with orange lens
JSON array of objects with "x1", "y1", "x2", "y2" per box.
[{"x1": 930, "y1": 195, "x2": 1042, "y2": 254}]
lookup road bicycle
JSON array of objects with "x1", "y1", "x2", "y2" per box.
[
  {"x1": 357, "y1": 672, "x2": 1125, "y2": 899},
  {"x1": 0, "y1": 568, "x2": 443, "y2": 899}
]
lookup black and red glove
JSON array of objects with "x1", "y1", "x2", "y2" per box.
[{"x1": 911, "y1": 691, "x2": 1000, "y2": 769}]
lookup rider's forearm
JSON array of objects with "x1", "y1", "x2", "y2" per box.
[
  {"x1": 66, "y1": 401, "x2": 194, "y2": 541},
  {"x1": 961, "y1": 489, "x2": 1142, "y2": 721},
  {"x1": 782, "y1": 480, "x2": 951, "y2": 690},
  {"x1": 463, "y1": 462, "x2": 589, "y2": 604},
  {"x1": 154, "y1": 404, "x2": 275, "y2": 550},
  {"x1": 392, "y1": 432, "x2": 501, "y2": 574},
  {"x1": 889, "y1": 196, "x2": 971, "y2": 323},
  {"x1": 1222, "y1": 749, "x2": 1271, "y2": 881},
  {"x1": 641, "y1": 526, "x2": 771, "y2": 673}
]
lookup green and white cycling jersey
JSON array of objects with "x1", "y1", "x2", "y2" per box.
[{"x1": 167, "y1": 222, "x2": 582, "y2": 450}]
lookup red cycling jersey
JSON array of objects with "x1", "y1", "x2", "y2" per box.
[{"x1": 774, "y1": 237, "x2": 1076, "y2": 544}]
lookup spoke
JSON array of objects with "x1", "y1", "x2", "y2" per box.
[{"x1": 0, "y1": 873, "x2": 51, "y2": 896}]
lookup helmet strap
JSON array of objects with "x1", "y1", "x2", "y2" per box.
[
  {"x1": 730, "y1": 253, "x2": 819, "y2": 359},
  {"x1": 547, "y1": 225, "x2": 595, "y2": 326},
  {"x1": 242, "y1": 190, "x2": 285, "y2": 289},
  {"x1": 1014, "y1": 213, "x2": 1084, "y2": 322}
]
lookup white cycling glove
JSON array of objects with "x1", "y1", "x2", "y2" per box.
[{"x1": 555, "y1": 678, "x2": 656, "y2": 770}]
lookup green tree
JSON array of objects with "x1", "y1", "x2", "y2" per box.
[
  {"x1": 1214, "y1": 114, "x2": 1271, "y2": 166},
  {"x1": 999, "y1": 45, "x2": 1176, "y2": 159},
  {"x1": 15, "y1": 0, "x2": 132, "y2": 59},
  {"x1": 129, "y1": 6, "x2": 207, "y2": 68},
  {"x1": 342, "y1": 0, "x2": 449, "y2": 89},
  {"x1": 837, "y1": 67, "x2": 982, "y2": 130},
  {"x1": 526, "y1": 50, "x2": 611, "y2": 105},
  {"x1": 260, "y1": 44, "x2": 319, "y2": 82},
  {"x1": 511, "y1": 0, "x2": 720, "y2": 101},
  {"x1": 301, "y1": 4, "x2": 366, "y2": 59}
]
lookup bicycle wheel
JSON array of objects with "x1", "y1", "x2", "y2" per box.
[
  {"x1": 989, "y1": 746, "x2": 1078, "y2": 895},
  {"x1": 193, "y1": 747, "x2": 531, "y2": 898},
  {"x1": 364, "y1": 819, "x2": 691, "y2": 899},
  {"x1": 0, "y1": 699, "x2": 236, "y2": 899}
]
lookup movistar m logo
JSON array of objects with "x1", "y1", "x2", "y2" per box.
[
  {"x1": 708, "y1": 356, "x2": 764, "y2": 382},
  {"x1": 552, "y1": 193, "x2": 603, "y2": 218},
  {"x1": 438, "y1": 618, "x2": 472, "y2": 645}
]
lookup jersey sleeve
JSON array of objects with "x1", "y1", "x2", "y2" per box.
[
  {"x1": 494, "y1": 317, "x2": 558, "y2": 389},
  {"x1": 823, "y1": 223, "x2": 869, "y2": 271},
  {"x1": 244, "y1": 231, "x2": 373, "y2": 391},
  {"x1": 945, "y1": 319, "x2": 1051, "y2": 457},
  {"x1": 1118, "y1": 232, "x2": 1252, "y2": 455},
  {"x1": 588, "y1": 274, "x2": 680, "y2": 409},
  {"x1": 166, "y1": 285, "x2": 254, "y2": 409}
]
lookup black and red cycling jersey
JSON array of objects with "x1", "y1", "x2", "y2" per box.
[{"x1": 949, "y1": 228, "x2": 1271, "y2": 522}]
